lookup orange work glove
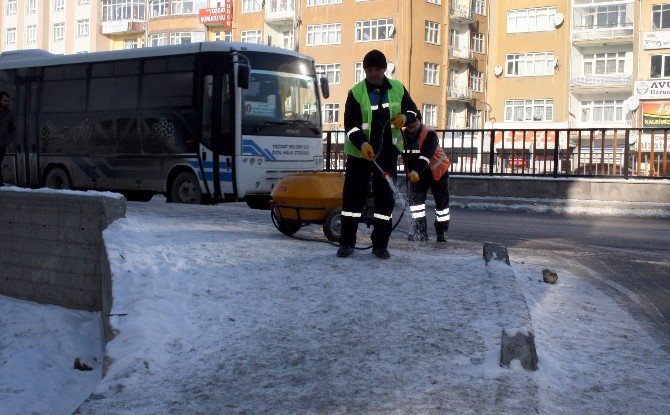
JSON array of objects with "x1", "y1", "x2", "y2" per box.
[
  {"x1": 391, "y1": 114, "x2": 407, "y2": 129},
  {"x1": 408, "y1": 170, "x2": 420, "y2": 184},
  {"x1": 361, "y1": 142, "x2": 376, "y2": 161}
]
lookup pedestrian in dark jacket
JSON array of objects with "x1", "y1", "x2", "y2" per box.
[
  {"x1": 337, "y1": 49, "x2": 420, "y2": 259},
  {"x1": 0, "y1": 91, "x2": 16, "y2": 185},
  {"x1": 403, "y1": 118, "x2": 451, "y2": 243}
]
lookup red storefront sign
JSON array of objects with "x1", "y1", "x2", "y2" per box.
[{"x1": 199, "y1": 2, "x2": 233, "y2": 28}]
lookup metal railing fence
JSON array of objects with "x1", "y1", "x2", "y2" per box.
[{"x1": 323, "y1": 128, "x2": 670, "y2": 179}]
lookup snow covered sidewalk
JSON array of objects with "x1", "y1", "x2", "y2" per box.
[{"x1": 2, "y1": 198, "x2": 669, "y2": 414}]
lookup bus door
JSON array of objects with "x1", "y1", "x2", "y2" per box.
[
  {"x1": 200, "y1": 68, "x2": 235, "y2": 200},
  {"x1": 13, "y1": 78, "x2": 40, "y2": 187}
]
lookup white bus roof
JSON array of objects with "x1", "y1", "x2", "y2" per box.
[{"x1": 0, "y1": 42, "x2": 314, "y2": 70}]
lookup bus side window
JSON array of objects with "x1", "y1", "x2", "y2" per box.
[{"x1": 201, "y1": 75, "x2": 213, "y2": 148}]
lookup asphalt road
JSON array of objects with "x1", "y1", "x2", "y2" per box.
[{"x1": 443, "y1": 207, "x2": 670, "y2": 350}]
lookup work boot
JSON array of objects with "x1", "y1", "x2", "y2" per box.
[
  {"x1": 372, "y1": 248, "x2": 391, "y2": 259},
  {"x1": 408, "y1": 233, "x2": 428, "y2": 242},
  {"x1": 436, "y1": 234, "x2": 447, "y2": 243},
  {"x1": 337, "y1": 246, "x2": 354, "y2": 258}
]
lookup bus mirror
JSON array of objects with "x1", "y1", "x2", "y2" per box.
[
  {"x1": 320, "y1": 77, "x2": 330, "y2": 99},
  {"x1": 238, "y1": 63, "x2": 250, "y2": 89}
]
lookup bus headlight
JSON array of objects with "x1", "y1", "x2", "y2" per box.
[
  {"x1": 250, "y1": 158, "x2": 256, "y2": 165},
  {"x1": 257, "y1": 158, "x2": 263, "y2": 165}
]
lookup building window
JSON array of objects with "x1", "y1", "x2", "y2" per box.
[
  {"x1": 5, "y1": 28, "x2": 17, "y2": 45},
  {"x1": 53, "y1": 23, "x2": 65, "y2": 42},
  {"x1": 423, "y1": 104, "x2": 437, "y2": 127},
  {"x1": 77, "y1": 19, "x2": 89, "y2": 37},
  {"x1": 5, "y1": 0, "x2": 17, "y2": 16},
  {"x1": 355, "y1": 62, "x2": 365, "y2": 83},
  {"x1": 53, "y1": 0, "x2": 65, "y2": 12},
  {"x1": 171, "y1": 32, "x2": 205, "y2": 44},
  {"x1": 25, "y1": 25, "x2": 37, "y2": 45},
  {"x1": 124, "y1": 39, "x2": 138, "y2": 49},
  {"x1": 423, "y1": 62, "x2": 439, "y2": 85},
  {"x1": 425, "y1": 21, "x2": 440, "y2": 45},
  {"x1": 653, "y1": 4, "x2": 670, "y2": 29},
  {"x1": 172, "y1": 0, "x2": 205, "y2": 15},
  {"x1": 307, "y1": 0, "x2": 342, "y2": 5},
  {"x1": 470, "y1": 110, "x2": 483, "y2": 128},
  {"x1": 102, "y1": 0, "x2": 146, "y2": 21},
  {"x1": 472, "y1": 33, "x2": 485, "y2": 53},
  {"x1": 355, "y1": 18, "x2": 394, "y2": 42},
  {"x1": 242, "y1": 0, "x2": 262, "y2": 13},
  {"x1": 505, "y1": 99, "x2": 553, "y2": 122},
  {"x1": 315, "y1": 63, "x2": 341, "y2": 85},
  {"x1": 149, "y1": 33, "x2": 168, "y2": 46},
  {"x1": 507, "y1": 7, "x2": 556, "y2": 33},
  {"x1": 581, "y1": 4, "x2": 628, "y2": 29},
  {"x1": 651, "y1": 54, "x2": 670, "y2": 78},
  {"x1": 26, "y1": 0, "x2": 37, "y2": 14},
  {"x1": 323, "y1": 103, "x2": 340, "y2": 124},
  {"x1": 583, "y1": 52, "x2": 626, "y2": 75},
  {"x1": 282, "y1": 31, "x2": 293, "y2": 49},
  {"x1": 475, "y1": 0, "x2": 486, "y2": 16},
  {"x1": 581, "y1": 100, "x2": 625, "y2": 122},
  {"x1": 506, "y1": 52, "x2": 555, "y2": 76},
  {"x1": 426, "y1": 0, "x2": 441, "y2": 5},
  {"x1": 151, "y1": 0, "x2": 168, "y2": 17},
  {"x1": 306, "y1": 23, "x2": 341, "y2": 46},
  {"x1": 214, "y1": 30, "x2": 233, "y2": 41},
  {"x1": 241, "y1": 30, "x2": 262, "y2": 44},
  {"x1": 471, "y1": 71, "x2": 483, "y2": 92}
]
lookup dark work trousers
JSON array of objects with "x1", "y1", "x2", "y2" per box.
[
  {"x1": 340, "y1": 151, "x2": 398, "y2": 250},
  {"x1": 0, "y1": 145, "x2": 5, "y2": 184},
  {"x1": 409, "y1": 172, "x2": 450, "y2": 237}
]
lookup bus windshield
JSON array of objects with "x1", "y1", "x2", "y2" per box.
[{"x1": 241, "y1": 53, "x2": 321, "y2": 137}]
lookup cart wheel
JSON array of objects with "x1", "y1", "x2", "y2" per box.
[
  {"x1": 276, "y1": 218, "x2": 301, "y2": 236},
  {"x1": 323, "y1": 208, "x2": 342, "y2": 242}
]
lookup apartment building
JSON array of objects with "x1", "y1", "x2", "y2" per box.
[{"x1": 0, "y1": 0, "x2": 109, "y2": 54}]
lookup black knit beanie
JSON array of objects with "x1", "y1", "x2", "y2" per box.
[{"x1": 363, "y1": 49, "x2": 387, "y2": 70}]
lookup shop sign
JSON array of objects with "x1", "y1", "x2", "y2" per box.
[
  {"x1": 199, "y1": 1, "x2": 233, "y2": 27},
  {"x1": 640, "y1": 133, "x2": 670, "y2": 151},
  {"x1": 643, "y1": 31, "x2": 670, "y2": 50},
  {"x1": 642, "y1": 101, "x2": 670, "y2": 127},
  {"x1": 634, "y1": 80, "x2": 670, "y2": 99},
  {"x1": 493, "y1": 130, "x2": 569, "y2": 149}
]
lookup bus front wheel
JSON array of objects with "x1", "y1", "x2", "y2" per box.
[
  {"x1": 171, "y1": 171, "x2": 202, "y2": 204},
  {"x1": 45, "y1": 167, "x2": 72, "y2": 190}
]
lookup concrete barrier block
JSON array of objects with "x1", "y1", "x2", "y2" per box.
[
  {"x1": 500, "y1": 328, "x2": 538, "y2": 371},
  {"x1": 483, "y1": 241, "x2": 510, "y2": 266}
]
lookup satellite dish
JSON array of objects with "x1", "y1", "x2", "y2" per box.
[
  {"x1": 625, "y1": 96, "x2": 640, "y2": 112},
  {"x1": 493, "y1": 65, "x2": 503, "y2": 76},
  {"x1": 387, "y1": 62, "x2": 396, "y2": 73},
  {"x1": 554, "y1": 13, "x2": 564, "y2": 27},
  {"x1": 388, "y1": 25, "x2": 396, "y2": 37}
]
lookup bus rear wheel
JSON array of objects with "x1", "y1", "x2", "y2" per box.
[
  {"x1": 45, "y1": 167, "x2": 72, "y2": 190},
  {"x1": 171, "y1": 171, "x2": 202, "y2": 204}
]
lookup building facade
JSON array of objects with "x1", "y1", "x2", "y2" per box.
[{"x1": 1, "y1": 0, "x2": 670, "y2": 140}]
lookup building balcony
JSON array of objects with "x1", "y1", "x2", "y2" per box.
[
  {"x1": 100, "y1": 20, "x2": 145, "y2": 35},
  {"x1": 449, "y1": 3, "x2": 474, "y2": 23},
  {"x1": 265, "y1": 1, "x2": 295, "y2": 24},
  {"x1": 447, "y1": 86, "x2": 474, "y2": 101},
  {"x1": 572, "y1": 23, "x2": 634, "y2": 45},
  {"x1": 448, "y1": 46, "x2": 474, "y2": 62},
  {"x1": 570, "y1": 74, "x2": 632, "y2": 93}
]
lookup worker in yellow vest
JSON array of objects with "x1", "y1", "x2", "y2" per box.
[
  {"x1": 403, "y1": 117, "x2": 452, "y2": 243},
  {"x1": 337, "y1": 49, "x2": 420, "y2": 259}
]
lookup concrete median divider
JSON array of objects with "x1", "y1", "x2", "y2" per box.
[{"x1": 0, "y1": 187, "x2": 126, "y2": 348}]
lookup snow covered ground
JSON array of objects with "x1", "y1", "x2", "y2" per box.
[{"x1": 1, "y1": 196, "x2": 669, "y2": 414}]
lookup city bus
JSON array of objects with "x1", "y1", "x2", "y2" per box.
[{"x1": 0, "y1": 42, "x2": 328, "y2": 207}]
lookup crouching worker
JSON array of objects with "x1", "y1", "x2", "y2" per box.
[{"x1": 403, "y1": 117, "x2": 451, "y2": 242}]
